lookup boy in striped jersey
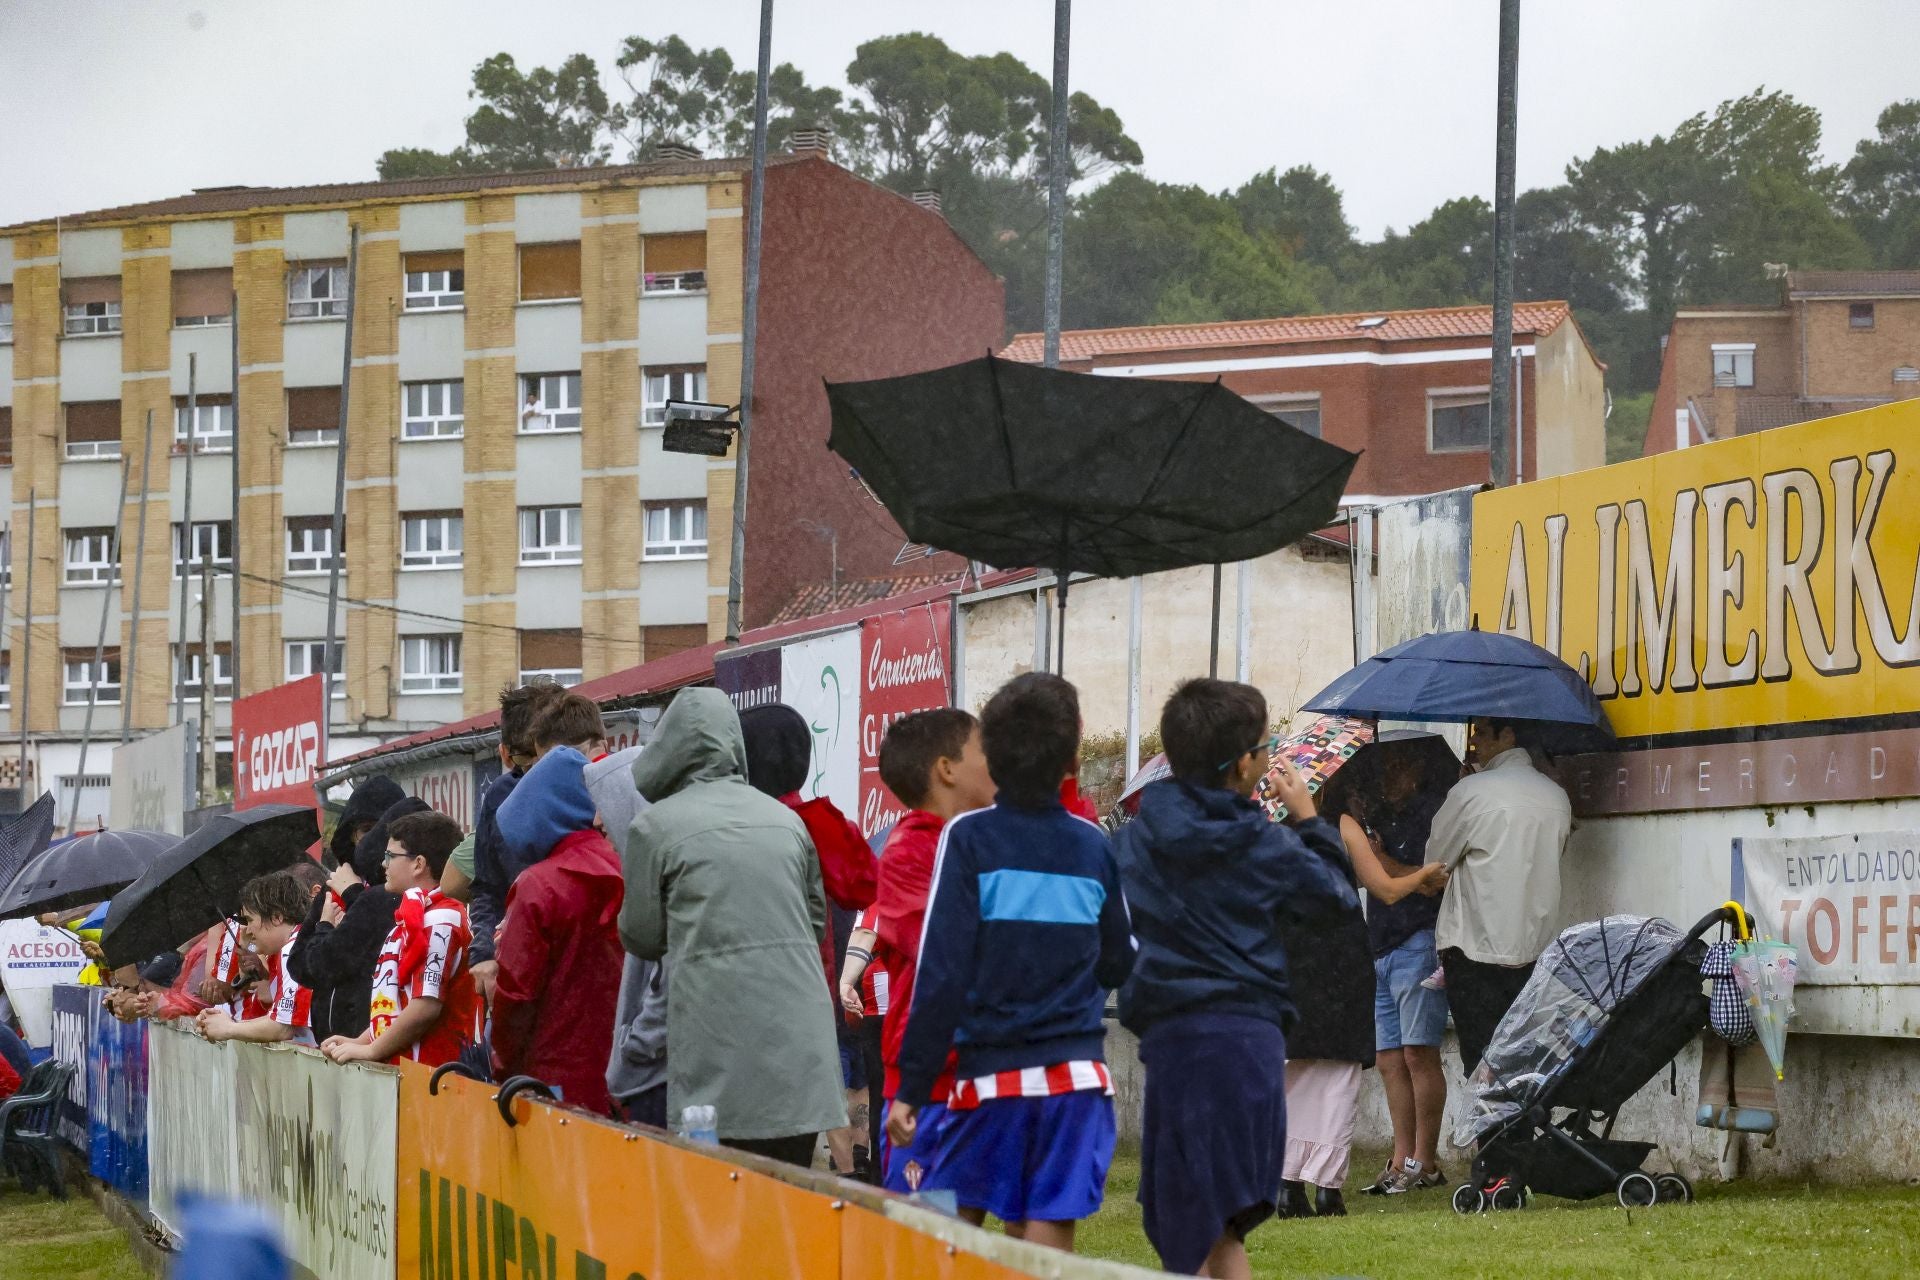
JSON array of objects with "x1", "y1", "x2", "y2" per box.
[
  {"x1": 197, "y1": 871, "x2": 320, "y2": 1047},
  {"x1": 888, "y1": 674, "x2": 1135, "y2": 1253}
]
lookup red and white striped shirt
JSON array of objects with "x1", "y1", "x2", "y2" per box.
[
  {"x1": 853, "y1": 906, "x2": 890, "y2": 1018},
  {"x1": 369, "y1": 888, "x2": 477, "y2": 1067},
  {"x1": 265, "y1": 932, "x2": 316, "y2": 1047},
  {"x1": 947, "y1": 1060, "x2": 1113, "y2": 1112}
]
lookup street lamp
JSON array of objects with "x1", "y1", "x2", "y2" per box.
[{"x1": 660, "y1": 399, "x2": 738, "y2": 458}]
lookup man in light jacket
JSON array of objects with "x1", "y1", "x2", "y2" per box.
[
  {"x1": 588, "y1": 744, "x2": 670, "y2": 1128},
  {"x1": 620, "y1": 688, "x2": 847, "y2": 1165}
]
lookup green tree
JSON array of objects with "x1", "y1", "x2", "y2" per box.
[
  {"x1": 1230, "y1": 166, "x2": 1355, "y2": 268},
  {"x1": 378, "y1": 52, "x2": 611, "y2": 178},
  {"x1": 610, "y1": 35, "x2": 741, "y2": 158},
  {"x1": 376, "y1": 147, "x2": 475, "y2": 180},
  {"x1": 1843, "y1": 99, "x2": 1920, "y2": 267}
]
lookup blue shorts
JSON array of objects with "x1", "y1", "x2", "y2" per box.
[
  {"x1": 1375, "y1": 929, "x2": 1448, "y2": 1050},
  {"x1": 917, "y1": 1092, "x2": 1115, "y2": 1224},
  {"x1": 882, "y1": 1101, "x2": 951, "y2": 1193}
]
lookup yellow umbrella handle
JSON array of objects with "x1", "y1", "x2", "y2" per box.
[{"x1": 1722, "y1": 900, "x2": 1752, "y2": 941}]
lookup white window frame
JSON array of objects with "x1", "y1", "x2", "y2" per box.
[
  {"x1": 403, "y1": 267, "x2": 465, "y2": 311},
  {"x1": 63, "y1": 654, "x2": 122, "y2": 706},
  {"x1": 285, "y1": 517, "x2": 339, "y2": 576},
  {"x1": 520, "y1": 373, "x2": 582, "y2": 433},
  {"x1": 63, "y1": 432, "x2": 122, "y2": 461},
  {"x1": 1710, "y1": 343, "x2": 1756, "y2": 389},
  {"x1": 1248, "y1": 393, "x2": 1323, "y2": 439},
  {"x1": 173, "y1": 312, "x2": 229, "y2": 329},
  {"x1": 64, "y1": 529, "x2": 119, "y2": 585},
  {"x1": 175, "y1": 400, "x2": 235, "y2": 453},
  {"x1": 172, "y1": 520, "x2": 234, "y2": 578},
  {"x1": 519, "y1": 506, "x2": 583, "y2": 565},
  {"x1": 517, "y1": 668, "x2": 583, "y2": 688},
  {"x1": 173, "y1": 646, "x2": 234, "y2": 703},
  {"x1": 63, "y1": 300, "x2": 122, "y2": 337},
  {"x1": 402, "y1": 381, "x2": 465, "y2": 440},
  {"x1": 1426, "y1": 387, "x2": 1492, "y2": 455},
  {"x1": 402, "y1": 513, "x2": 464, "y2": 570},
  {"x1": 287, "y1": 265, "x2": 348, "y2": 320},
  {"x1": 0, "y1": 530, "x2": 11, "y2": 590},
  {"x1": 0, "y1": 655, "x2": 10, "y2": 709},
  {"x1": 0, "y1": 300, "x2": 14, "y2": 344},
  {"x1": 401, "y1": 635, "x2": 462, "y2": 694},
  {"x1": 642, "y1": 367, "x2": 709, "y2": 427},
  {"x1": 642, "y1": 269, "x2": 707, "y2": 296},
  {"x1": 644, "y1": 502, "x2": 708, "y2": 560},
  {"x1": 285, "y1": 640, "x2": 346, "y2": 699}
]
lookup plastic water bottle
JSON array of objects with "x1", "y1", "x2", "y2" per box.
[{"x1": 681, "y1": 1104, "x2": 719, "y2": 1145}]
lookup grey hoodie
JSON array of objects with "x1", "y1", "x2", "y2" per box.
[{"x1": 586, "y1": 746, "x2": 668, "y2": 1105}]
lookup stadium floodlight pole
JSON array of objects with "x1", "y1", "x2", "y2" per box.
[
  {"x1": 175, "y1": 355, "x2": 197, "y2": 727},
  {"x1": 725, "y1": 0, "x2": 775, "y2": 646},
  {"x1": 229, "y1": 287, "x2": 242, "y2": 697},
  {"x1": 1488, "y1": 0, "x2": 1521, "y2": 487},
  {"x1": 1034, "y1": 0, "x2": 1072, "y2": 674},
  {"x1": 122, "y1": 411, "x2": 155, "y2": 743},
  {"x1": 70, "y1": 453, "x2": 132, "y2": 834},
  {"x1": 18, "y1": 488, "x2": 34, "y2": 799},
  {"x1": 321, "y1": 226, "x2": 359, "y2": 768}
]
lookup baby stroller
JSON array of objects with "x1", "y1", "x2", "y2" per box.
[{"x1": 1449, "y1": 906, "x2": 1738, "y2": 1213}]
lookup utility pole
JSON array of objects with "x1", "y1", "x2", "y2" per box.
[
  {"x1": 1488, "y1": 0, "x2": 1521, "y2": 487},
  {"x1": 1036, "y1": 0, "x2": 1072, "y2": 674},
  {"x1": 229, "y1": 287, "x2": 242, "y2": 697},
  {"x1": 122, "y1": 410, "x2": 154, "y2": 743},
  {"x1": 320, "y1": 226, "x2": 359, "y2": 768},
  {"x1": 17, "y1": 488, "x2": 34, "y2": 803},
  {"x1": 174, "y1": 355, "x2": 197, "y2": 725},
  {"x1": 725, "y1": 0, "x2": 775, "y2": 646},
  {"x1": 198, "y1": 558, "x2": 216, "y2": 805},
  {"x1": 67, "y1": 453, "x2": 132, "y2": 835}
]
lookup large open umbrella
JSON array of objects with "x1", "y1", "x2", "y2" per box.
[
  {"x1": 0, "y1": 793, "x2": 57, "y2": 898},
  {"x1": 101, "y1": 804, "x2": 317, "y2": 968},
  {"x1": 0, "y1": 828, "x2": 176, "y2": 920},
  {"x1": 827, "y1": 355, "x2": 1358, "y2": 666}
]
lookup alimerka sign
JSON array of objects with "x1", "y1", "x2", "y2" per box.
[{"x1": 1471, "y1": 402, "x2": 1920, "y2": 812}]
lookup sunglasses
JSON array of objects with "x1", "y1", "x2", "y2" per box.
[{"x1": 1218, "y1": 734, "x2": 1281, "y2": 773}]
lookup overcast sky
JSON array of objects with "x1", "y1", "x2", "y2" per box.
[{"x1": 2, "y1": 0, "x2": 1915, "y2": 234}]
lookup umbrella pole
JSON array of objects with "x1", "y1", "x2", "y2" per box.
[
  {"x1": 1208, "y1": 563, "x2": 1222, "y2": 679},
  {"x1": 1055, "y1": 567, "x2": 1069, "y2": 676}
]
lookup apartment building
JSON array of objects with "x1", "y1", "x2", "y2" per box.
[
  {"x1": 1640, "y1": 270, "x2": 1920, "y2": 456},
  {"x1": 1001, "y1": 301, "x2": 1606, "y2": 498},
  {"x1": 0, "y1": 148, "x2": 1003, "y2": 819}
]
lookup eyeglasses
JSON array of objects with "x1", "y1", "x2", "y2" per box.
[
  {"x1": 1218, "y1": 734, "x2": 1281, "y2": 773},
  {"x1": 382, "y1": 849, "x2": 421, "y2": 863}
]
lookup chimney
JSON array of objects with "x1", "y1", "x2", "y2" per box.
[
  {"x1": 911, "y1": 189, "x2": 943, "y2": 216},
  {"x1": 652, "y1": 141, "x2": 703, "y2": 163},
  {"x1": 789, "y1": 128, "x2": 831, "y2": 157}
]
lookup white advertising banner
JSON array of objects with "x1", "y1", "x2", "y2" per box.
[
  {"x1": 0, "y1": 919, "x2": 90, "y2": 1046},
  {"x1": 403, "y1": 759, "x2": 476, "y2": 832},
  {"x1": 109, "y1": 722, "x2": 191, "y2": 835},
  {"x1": 148, "y1": 1023, "x2": 240, "y2": 1236},
  {"x1": 779, "y1": 629, "x2": 862, "y2": 815},
  {"x1": 1742, "y1": 831, "x2": 1920, "y2": 987},
  {"x1": 234, "y1": 1044, "x2": 398, "y2": 1280}
]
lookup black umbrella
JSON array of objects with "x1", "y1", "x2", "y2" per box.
[
  {"x1": 0, "y1": 793, "x2": 57, "y2": 898},
  {"x1": 101, "y1": 804, "x2": 318, "y2": 968},
  {"x1": 0, "y1": 828, "x2": 177, "y2": 920},
  {"x1": 827, "y1": 355, "x2": 1358, "y2": 665}
]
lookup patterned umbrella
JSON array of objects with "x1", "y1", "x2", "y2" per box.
[{"x1": 1255, "y1": 715, "x2": 1375, "y2": 822}]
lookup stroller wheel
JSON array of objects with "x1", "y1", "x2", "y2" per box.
[
  {"x1": 1491, "y1": 1184, "x2": 1526, "y2": 1211},
  {"x1": 1451, "y1": 1184, "x2": 1486, "y2": 1215},
  {"x1": 1616, "y1": 1172, "x2": 1658, "y2": 1209},
  {"x1": 1655, "y1": 1173, "x2": 1694, "y2": 1204}
]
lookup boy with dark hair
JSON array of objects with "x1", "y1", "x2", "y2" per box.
[
  {"x1": 531, "y1": 692, "x2": 608, "y2": 759},
  {"x1": 889, "y1": 675, "x2": 1134, "y2": 1253},
  {"x1": 840, "y1": 707, "x2": 995, "y2": 1192},
  {"x1": 1114, "y1": 677, "x2": 1360, "y2": 1277},
  {"x1": 461, "y1": 681, "x2": 568, "y2": 994},
  {"x1": 323, "y1": 811, "x2": 477, "y2": 1067},
  {"x1": 197, "y1": 871, "x2": 321, "y2": 1046}
]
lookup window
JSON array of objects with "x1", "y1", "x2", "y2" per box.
[
  {"x1": 519, "y1": 629, "x2": 583, "y2": 688},
  {"x1": 288, "y1": 263, "x2": 348, "y2": 319},
  {"x1": 286, "y1": 385, "x2": 342, "y2": 446},
  {"x1": 1711, "y1": 344, "x2": 1755, "y2": 389},
  {"x1": 173, "y1": 644, "x2": 234, "y2": 703},
  {"x1": 172, "y1": 520, "x2": 233, "y2": 577},
  {"x1": 285, "y1": 640, "x2": 345, "y2": 699},
  {"x1": 0, "y1": 406, "x2": 10, "y2": 466},
  {"x1": 1427, "y1": 391, "x2": 1491, "y2": 453},
  {"x1": 63, "y1": 649, "x2": 122, "y2": 705},
  {"x1": 403, "y1": 252, "x2": 465, "y2": 310},
  {"x1": 402, "y1": 512, "x2": 464, "y2": 569},
  {"x1": 63, "y1": 278, "x2": 122, "y2": 336},
  {"x1": 402, "y1": 381, "x2": 464, "y2": 439},
  {"x1": 644, "y1": 501, "x2": 708, "y2": 560},
  {"x1": 174, "y1": 395, "x2": 234, "y2": 453},
  {"x1": 401, "y1": 635, "x2": 462, "y2": 693},
  {"x1": 64, "y1": 528, "x2": 119, "y2": 585},
  {"x1": 0, "y1": 529, "x2": 10, "y2": 589},
  {"x1": 1850, "y1": 302, "x2": 1876, "y2": 330},
  {"x1": 172, "y1": 268, "x2": 233, "y2": 327},
  {"x1": 519, "y1": 242, "x2": 582, "y2": 303},
  {"x1": 643, "y1": 624, "x2": 707, "y2": 662},
  {"x1": 520, "y1": 373, "x2": 581, "y2": 433},
  {"x1": 64, "y1": 401, "x2": 122, "y2": 460},
  {"x1": 1252, "y1": 394, "x2": 1322, "y2": 439},
  {"x1": 285, "y1": 516, "x2": 340, "y2": 575},
  {"x1": 642, "y1": 232, "x2": 707, "y2": 295},
  {"x1": 642, "y1": 365, "x2": 709, "y2": 426},
  {"x1": 0, "y1": 650, "x2": 10, "y2": 709},
  {"x1": 519, "y1": 506, "x2": 583, "y2": 565},
  {"x1": 0, "y1": 285, "x2": 13, "y2": 343}
]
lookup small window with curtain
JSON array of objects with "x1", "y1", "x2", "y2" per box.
[
  {"x1": 520, "y1": 373, "x2": 581, "y2": 433},
  {"x1": 642, "y1": 233, "x2": 707, "y2": 295},
  {"x1": 64, "y1": 401, "x2": 122, "y2": 460},
  {"x1": 288, "y1": 263, "x2": 348, "y2": 320},
  {"x1": 172, "y1": 644, "x2": 234, "y2": 703},
  {"x1": 642, "y1": 365, "x2": 709, "y2": 426},
  {"x1": 285, "y1": 516, "x2": 340, "y2": 575},
  {"x1": 64, "y1": 527, "x2": 119, "y2": 585},
  {"x1": 286, "y1": 385, "x2": 342, "y2": 446},
  {"x1": 1251, "y1": 393, "x2": 1322, "y2": 439},
  {"x1": 519, "y1": 506, "x2": 583, "y2": 564},
  {"x1": 0, "y1": 283, "x2": 14, "y2": 343},
  {"x1": 404, "y1": 251, "x2": 465, "y2": 310},
  {"x1": 174, "y1": 394, "x2": 234, "y2": 454},
  {"x1": 1427, "y1": 390, "x2": 1491, "y2": 453},
  {"x1": 402, "y1": 381, "x2": 464, "y2": 439},
  {"x1": 519, "y1": 242, "x2": 582, "y2": 303},
  {"x1": 1710, "y1": 344, "x2": 1755, "y2": 388},
  {"x1": 63, "y1": 277, "x2": 122, "y2": 336},
  {"x1": 401, "y1": 635, "x2": 462, "y2": 693},
  {"x1": 63, "y1": 648, "x2": 121, "y2": 706},
  {"x1": 644, "y1": 501, "x2": 707, "y2": 560},
  {"x1": 518, "y1": 629, "x2": 583, "y2": 687},
  {"x1": 401, "y1": 512, "x2": 464, "y2": 569},
  {"x1": 172, "y1": 268, "x2": 234, "y2": 327},
  {"x1": 172, "y1": 520, "x2": 233, "y2": 577},
  {"x1": 285, "y1": 639, "x2": 345, "y2": 699}
]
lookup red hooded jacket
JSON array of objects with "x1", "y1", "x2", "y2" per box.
[
  {"x1": 780, "y1": 794, "x2": 877, "y2": 995},
  {"x1": 871, "y1": 809, "x2": 956, "y2": 1103},
  {"x1": 491, "y1": 829, "x2": 625, "y2": 1115}
]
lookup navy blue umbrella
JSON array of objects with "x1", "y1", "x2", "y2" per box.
[
  {"x1": 0, "y1": 828, "x2": 177, "y2": 920},
  {"x1": 1302, "y1": 631, "x2": 1612, "y2": 744}
]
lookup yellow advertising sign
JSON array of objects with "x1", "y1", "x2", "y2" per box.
[{"x1": 1472, "y1": 401, "x2": 1920, "y2": 744}]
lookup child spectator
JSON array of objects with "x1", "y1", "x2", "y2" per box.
[
  {"x1": 289, "y1": 797, "x2": 427, "y2": 1040},
  {"x1": 1112, "y1": 678, "x2": 1362, "y2": 1275},
  {"x1": 889, "y1": 675, "x2": 1134, "y2": 1253},
  {"x1": 492, "y1": 745, "x2": 626, "y2": 1115},
  {"x1": 460, "y1": 682, "x2": 568, "y2": 995},
  {"x1": 197, "y1": 871, "x2": 321, "y2": 1047},
  {"x1": 840, "y1": 708, "x2": 995, "y2": 1192},
  {"x1": 531, "y1": 692, "x2": 609, "y2": 760},
  {"x1": 323, "y1": 811, "x2": 477, "y2": 1067}
]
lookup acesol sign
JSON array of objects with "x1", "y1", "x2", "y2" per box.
[{"x1": 234, "y1": 676, "x2": 326, "y2": 811}]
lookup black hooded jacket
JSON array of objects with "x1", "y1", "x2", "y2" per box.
[
  {"x1": 288, "y1": 794, "x2": 425, "y2": 1041},
  {"x1": 327, "y1": 776, "x2": 405, "y2": 868}
]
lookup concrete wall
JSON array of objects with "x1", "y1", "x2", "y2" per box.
[{"x1": 1532, "y1": 318, "x2": 1607, "y2": 479}]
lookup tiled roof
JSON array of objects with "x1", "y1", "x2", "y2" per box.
[
  {"x1": 3, "y1": 154, "x2": 807, "y2": 232},
  {"x1": 1000, "y1": 301, "x2": 1571, "y2": 364},
  {"x1": 1786, "y1": 271, "x2": 1920, "y2": 298},
  {"x1": 768, "y1": 572, "x2": 965, "y2": 626}
]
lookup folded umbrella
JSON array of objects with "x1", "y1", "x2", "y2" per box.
[
  {"x1": 0, "y1": 828, "x2": 177, "y2": 920},
  {"x1": 101, "y1": 804, "x2": 318, "y2": 968}
]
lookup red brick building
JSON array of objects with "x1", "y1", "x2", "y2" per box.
[
  {"x1": 1002, "y1": 302, "x2": 1606, "y2": 497},
  {"x1": 1640, "y1": 270, "x2": 1920, "y2": 456}
]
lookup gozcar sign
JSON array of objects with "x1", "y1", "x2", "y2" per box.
[{"x1": 233, "y1": 676, "x2": 325, "y2": 811}]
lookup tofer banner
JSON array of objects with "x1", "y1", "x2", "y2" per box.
[
  {"x1": 1741, "y1": 830, "x2": 1920, "y2": 988},
  {"x1": 233, "y1": 676, "x2": 326, "y2": 811},
  {"x1": 858, "y1": 603, "x2": 952, "y2": 839}
]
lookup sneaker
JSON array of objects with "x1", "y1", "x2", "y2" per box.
[
  {"x1": 1420, "y1": 965, "x2": 1448, "y2": 991},
  {"x1": 1414, "y1": 1163, "x2": 1448, "y2": 1190},
  {"x1": 1382, "y1": 1159, "x2": 1424, "y2": 1194},
  {"x1": 1361, "y1": 1162, "x2": 1399, "y2": 1196}
]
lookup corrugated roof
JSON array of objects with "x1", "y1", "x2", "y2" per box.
[
  {"x1": 1786, "y1": 270, "x2": 1920, "y2": 298},
  {"x1": 767, "y1": 572, "x2": 966, "y2": 626},
  {"x1": 4, "y1": 154, "x2": 806, "y2": 232},
  {"x1": 1000, "y1": 301, "x2": 1571, "y2": 364}
]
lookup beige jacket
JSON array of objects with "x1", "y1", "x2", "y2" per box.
[{"x1": 1430, "y1": 748, "x2": 1572, "y2": 966}]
